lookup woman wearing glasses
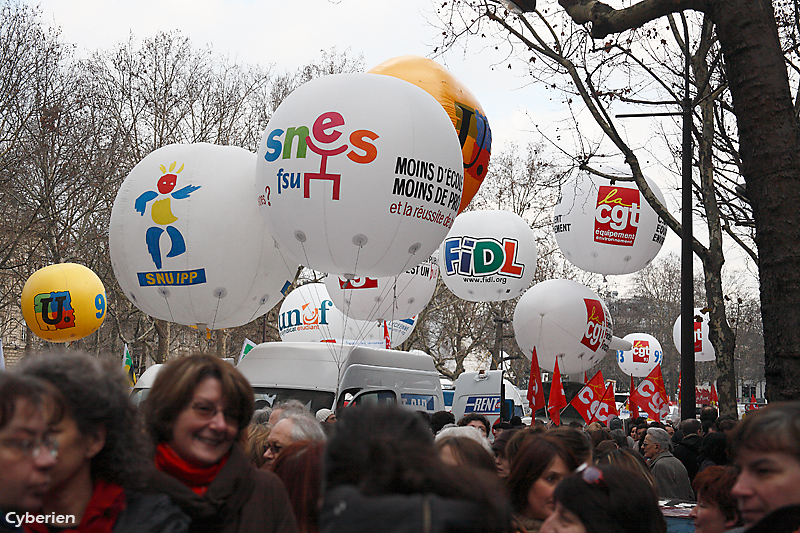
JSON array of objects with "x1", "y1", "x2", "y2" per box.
[
  {"x1": 18, "y1": 351, "x2": 189, "y2": 532},
  {"x1": 142, "y1": 354, "x2": 297, "y2": 533},
  {"x1": 540, "y1": 464, "x2": 667, "y2": 533}
]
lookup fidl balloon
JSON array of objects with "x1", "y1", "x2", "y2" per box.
[
  {"x1": 553, "y1": 170, "x2": 668, "y2": 275},
  {"x1": 616, "y1": 332, "x2": 663, "y2": 377},
  {"x1": 513, "y1": 279, "x2": 613, "y2": 375},
  {"x1": 672, "y1": 308, "x2": 716, "y2": 362},
  {"x1": 21, "y1": 263, "x2": 106, "y2": 343},
  {"x1": 368, "y1": 56, "x2": 492, "y2": 213},
  {"x1": 256, "y1": 73, "x2": 464, "y2": 278},
  {"x1": 109, "y1": 143, "x2": 297, "y2": 330},
  {"x1": 439, "y1": 210, "x2": 537, "y2": 302},
  {"x1": 278, "y1": 283, "x2": 415, "y2": 347},
  {"x1": 324, "y1": 254, "x2": 438, "y2": 322}
]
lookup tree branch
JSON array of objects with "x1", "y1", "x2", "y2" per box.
[{"x1": 558, "y1": 0, "x2": 706, "y2": 38}]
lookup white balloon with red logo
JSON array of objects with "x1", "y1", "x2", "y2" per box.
[
  {"x1": 255, "y1": 73, "x2": 464, "y2": 278},
  {"x1": 109, "y1": 143, "x2": 297, "y2": 330},
  {"x1": 278, "y1": 283, "x2": 415, "y2": 347},
  {"x1": 553, "y1": 169, "x2": 668, "y2": 275},
  {"x1": 513, "y1": 279, "x2": 613, "y2": 374},
  {"x1": 672, "y1": 308, "x2": 716, "y2": 362},
  {"x1": 438, "y1": 210, "x2": 538, "y2": 302},
  {"x1": 616, "y1": 333, "x2": 663, "y2": 377},
  {"x1": 324, "y1": 254, "x2": 438, "y2": 321}
]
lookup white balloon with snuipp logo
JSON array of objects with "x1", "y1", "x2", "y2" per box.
[
  {"x1": 255, "y1": 73, "x2": 464, "y2": 279},
  {"x1": 109, "y1": 143, "x2": 297, "y2": 329}
]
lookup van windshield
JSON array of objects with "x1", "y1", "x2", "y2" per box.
[{"x1": 252, "y1": 387, "x2": 335, "y2": 413}]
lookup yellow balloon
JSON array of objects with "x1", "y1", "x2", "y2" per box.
[
  {"x1": 21, "y1": 263, "x2": 106, "y2": 343},
  {"x1": 368, "y1": 56, "x2": 492, "y2": 214}
]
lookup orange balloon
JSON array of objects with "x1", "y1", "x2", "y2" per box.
[{"x1": 369, "y1": 56, "x2": 492, "y2": 213}]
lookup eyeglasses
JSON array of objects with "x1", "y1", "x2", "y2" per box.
[
  {"x1": 0, "y1": 436, "x2": 59, "y2": 460},
  {"x1": 266, "y1": 442, "x2": 284, "y2": 456},
  {"x1": 189, "y1": 402, "x2": 238, "y2": 425}
]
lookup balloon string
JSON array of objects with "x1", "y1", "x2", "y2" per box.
[{"x1": 210, "y1": 297, "x2": 221, "y2": 332}]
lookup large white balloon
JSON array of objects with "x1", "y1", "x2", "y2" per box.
[
  {"x1": 255, "y1": 73, "x2": 464, "y2": 278},
  {"x1": 278, "y1": 283, "x2": 415, "y2": 347},
  {"x1": 109, "y1": 143, "x2": 297, "y2": 329},
  {"x1": 513, "y1": 279, "x2": 613, "y2": 374},
  {"x1": 553, "y1": 170, "x2": 668, "y2": 275},
  {"x1": 439, "y1": 210, "x2": 538, "y2": 302},
  {"x1": 324, "y1": 254, "x2": 438, "y2": 321},
  {"x1": 672, "y1": 308, "x2": 716, "y2": 362},
  {"x1": 616, "y1": 333, "x2": 663, "y2": 377}
]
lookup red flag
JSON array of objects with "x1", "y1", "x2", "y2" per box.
[
  {"x1": 629, "y1": 365, "x2": 669, "y2": 422},
  {"x1": 711, "y1": 383, "x2": 718, "y2": 406},
  {"x1": 570, "y1": 371, "x2": 606, "y2": 424},
  {"x1": 592, "y1": 382, "x2": 619, "y2": 423},
  {"x1": 584, "y1": 371, "x2": 588, "y2": 384},
  {"x1": 383, "y1": 321, "x2": 391, "y2": 349},
  {"x1": 676, "y1": 371, "x2": 682, "y2": 404},
  {"x1": 548, "y1": 358, "x2": 567, "y2": 425},
  {"x1": 527, "y1": 347, "x2": 545, "y2": 412},
  {"x1": 628, "y1": 375, "x2": 639, "y2": 418}
]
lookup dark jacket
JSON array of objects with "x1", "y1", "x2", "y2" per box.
[
  {"x1": 114, "y1": 491, "x2": 190, "y2": 533},
  {"x1": 650, "y1": 450, "x2": 695, "y2": 502},
  {"x1": 673, "y1": 433, "x2": 702, "y2": 481},
  {"x1": 147, "y1": 444, "x2": 298, "y2": 533}
]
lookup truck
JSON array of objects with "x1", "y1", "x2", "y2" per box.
[{"x1": 451, "y1": 370, "x2": 525, "y2": 426}]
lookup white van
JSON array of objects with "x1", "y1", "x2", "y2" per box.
[
  {"x1": 451, "y1": 370, "x2": 525, "y2": 426},
  {"x1": 236, "y1": 342, "x2": 444, "y2": 414}
]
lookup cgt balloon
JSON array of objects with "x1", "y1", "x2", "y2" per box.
[
  {"x1": 21, "y1": 263, "x2": 106, "y2": 343},
  {"x1": 368, "y1": 56, "x2": 492, "y2": 214},
  {"x1": 672, "y1": 308, "x2": 716, "y2": 362},
  {"x1": 513, "y1": 279, "x2": 613, "y2": 375},
  {"x1": 616, "y1": 332, "x2": 663, "y2": 377},
  {"x1": 439, "y1": 210, "x2": 537, "y2": 302},
  {"x1": 256, "y1": 73, "x2": 463, "y2": 278},
  {"x1": 110, "y1": 143, "x2": 297, "y2": 330},
  {"x1": 554, "y1": 170, "x2": 668, "y2": 275}
]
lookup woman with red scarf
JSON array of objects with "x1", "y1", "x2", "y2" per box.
[
  {"x1": 142, "y1": 354, "x2": 297, "y2": 533},
  {"x1": 18, "y1": 351, "x2": 189, "y2": 533}
]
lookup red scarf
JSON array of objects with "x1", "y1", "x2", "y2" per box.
[
  {"x1": 155, "y1": 443, "x2": 228, "y2": 495},
  {"x1": 23, "y1": 479, "x2": 126, "y2": 533}
]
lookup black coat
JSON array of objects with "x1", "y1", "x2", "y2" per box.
[{"x1": 673, "y1": 433, "x2": 702, "y2": 482}]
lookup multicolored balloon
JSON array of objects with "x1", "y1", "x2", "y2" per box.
[
  {"x1": 21, "y1": 263, "x2": 106, "y2": 343},
  {"x1": 369, "y1": 56, "x2": 492, "y2": 213}
]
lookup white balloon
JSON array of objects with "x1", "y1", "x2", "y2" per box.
[
  {"x1": 324, "y1": 254, "x2": 438, "y2": 321},
  {"x1": 278, "y1": 283, "x2": 415, "y2": 347},
  {"x1": 109, "y1": 143, "x2": 297, "y2": 329},
  {"x1": 673, "y1": 308, "x2": 716, "y2": 362},
  {"x1": 616, "y1": 333, "x2": 663, "y2": 377},
  {"x1": 608, "y1": 335, "x2": 632, "y2": 352},
  {"x1": 513, "y1": 279, "x2": 613, "y2": 374},
  {"x1": 439, "y1": 210, "x2": 538, "y2": 302},
  {"x1": 553, "y1": 170, "x2": 668, "y2": 275},
  {"x1": 256, "y1": 73, "x2": 464, "y2": 278}
]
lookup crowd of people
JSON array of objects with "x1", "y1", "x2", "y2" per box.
[{"x1": 1, "y1": 350, "x2": 800, "y2": 533}]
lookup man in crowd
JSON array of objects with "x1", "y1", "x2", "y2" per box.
[
  {"x1": 263, "y1": 412, "x2": 326, "y2": 469},
  {"x1": 673, "y1": 418, "x2": 703, "y2": 482},
  {"x1": 642, "y1": 427, "x2": 695, "y2": 501}
]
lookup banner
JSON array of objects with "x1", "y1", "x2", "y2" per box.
[
  {"x1": 527, "y1": 347, "x2": 545, "y2": 412},
  {"x1": 569, "y1": 371, "x2": 606, "y2": 424},
  {"x1": 592, "y1": 382, "x2": 619, "y2": 424},
  {"x1": 548, "y1": 358, "x2": 567, "y2": 425},
  {"x1": 629, "y1": 364, "x2": 669, "y2": 421},
  {"x1": 122, "y1": 344, "x2": 137, "y2": 388}
]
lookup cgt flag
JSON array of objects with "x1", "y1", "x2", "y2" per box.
[
  {"x1": 570, "y1": 371, "x2": 607, "y2": 425},
  {"x1": 628, "y1": 375, "x2": 639, "y2": 418},
  {"x1": 548, "y1": 358, "x2": 567, "y2": 426},
  {"x1": 527, "y1": 347, "x2": 545, "y2": 412},
  {"x1": 592, "y1": 382, "x2": 619, "y2": 424},
  {"x1": 122, "y1": 344, "x2": 137, "y2": 388},
  {"x1": 629, "y1": 364, "x2": 669, "y2": 422}
]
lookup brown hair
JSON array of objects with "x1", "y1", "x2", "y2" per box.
[
  {"x1": 595, "y1": 447, "x2": 657, "y2": 495},
  {"x1": 244, "y1": 423, "x2": 272, "y2": 468},
  {"x1": 729, "y1": 402, "x2": 800, "y2": 462},
  {"x1": 693, "y1": 466, "x2": 740, "y2": 524},
  {"x1": 272, "y1": 440, "x2": 325, "y2": 533},
  {"x1": 143, "y1": 354, "x2": 254, "y2": 443},
  {"x1": 435, "y1": 436, "x2": 496, "y2": 474}
]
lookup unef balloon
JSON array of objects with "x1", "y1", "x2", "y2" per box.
[
  {"x1": 278, "y1": 283, "x2": 415, "y2": 347},
  {"x1": 256, "y1": 73, "x2": 463, "y2": 278},
  {"x1": 513, "y1": 279, "x2": 613, "y2": 375},
  {"x1": 672, "y1": 308, "x2": 716, "y2": 362},
  {"x1": 109, "y1": 143, "x2": 297, "y2": 330},
  {"x1": 616, "y1": 333, "x2": 663, "y2": 377},
  {"x1": 21, "y1": 263, "x2": 106, "y2": 342},
  {"x1": 324, "y1": 254, "x2": 438, "y2": 321},
  {"x1": 439, "y1": 210, "x2": 537, "y2": 302},
  {"x1": 553, "y1": 171, "x2": 668, "y2": 275},
  {"x1": 368, "y1": 56, "x2": 492, "y2": 213}
]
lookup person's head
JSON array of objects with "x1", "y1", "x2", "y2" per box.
[
  {"x1": 0, "y1": 372, "x2": 61, "y2": 511},
  {"x1": 609, "y1": 429, "x2": 629, "y2": 449},
  {"x1": 506, "y1": 434, "x2": 579, "y2": 521},
  {"x1": 636, "y1": 423, "x2": 648, "y2": 441},
  {"x1": 493, "y1": 421, "x2": 513, "y2": 439},
  {"x1": 664, "y1": 424, "x2": 675, "y2": 437},
  {"x1": 547, "y1": 426, "x2": 592, "y2": 466},
  {"x1": 729, "y1": 402, "x2": 800, "y2": 526},
  {"x1": 714, "y1": 417, "x2": 737, "y2": 433},
  {"x1": 457, "y1": 413, "x2": 490, "y2": 439},
  {"x1": 541, "y1": 464, "x2": 667, "y2": 533},
  {"x1": 268, "y1": 399, "x2": 306, "y2": 425},
  {"x1": 681, "y1": 418, "x2": 702, "y2": 436},
  {"x1": 143, "y1": 353, "x2": 254, "y2": 466},
  {"x1": 244, "y1": 423, "x2": 271, "y2": 468},
  {"x1": 700, "y1": 406, "x2": 719, "y2": 424},
  {"x1": 595, "y1": 447, "x2": 657, "y2": 495},
  {"x1": 251, "y1": 407, "x2": 272, "y2": 426},
  {"x1": 271, "y1": 440, "x2": 325, "y2": 533},
  {"x1": 607, "y1": 415, "x2": 623, "y2": 432},
  {"x1": 505, "y1": 426, "x2": 546, "y2": 467},
  {"x1": 642, "y1": 427, "x2": 671, "y2": 461},
  {"x1": 492, "y1": 428, "x2": 518, "y2": 478},
  {"x1": 435, "y1": 435, "x2": 496, "y2": 473},
  {"x1": 690, "y1": 466, "x2": 741, "y2": 533},
  {"x1": 698, "y1": 431, "x2": 729, "y2": 467},
  {"x1": 19, "y1": 351, "x2": 149, "y2": 491},
  {"x1": 264, "y1": 412, "x2": 325, "y2": 468},
  {"x1": 315, "y1": 408, "x2": 335, "y2": 424},
  {"x1": 430, "y1": 410, "x2": 455, "y2": 435}
]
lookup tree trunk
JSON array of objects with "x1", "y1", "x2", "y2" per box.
[
  {"x1": 710, "y1": 0, "x2": 800, "y2": 401},
  {"x1": 154, "y1": 319, "x2": 170, "y2": 364}
]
